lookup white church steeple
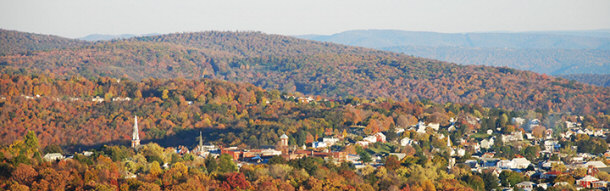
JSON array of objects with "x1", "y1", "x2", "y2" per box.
[{"x1": 131, "y1": 116, "x2": 140, "y2": 148}]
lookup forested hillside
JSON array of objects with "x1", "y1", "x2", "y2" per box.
[
  {"x1": 0, "y1": 29, "x2": 88, "y2": 56},
  {"x1": 2, "y1": 72, "x2": 608, "y2": 151},
  {"x1": 1, "y1": 30, "x2": 609, "y2": 114},
  {"x1": 1, "y1": 30, "x2": 610, "y2": 191}
]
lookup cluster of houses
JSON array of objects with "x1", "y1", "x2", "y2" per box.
[
  {"x1": 454, "y1": 117, "x2": 610, "y2": 190},
  {"x1": 38, "y1": 112, "x2": 610, "y2": 190},
  {"x1": 17, "y1": 94, "x2": 136, "y2": 104},
  {"x1": 132, "y1": 114, "x2": 610, "y2": 190}
]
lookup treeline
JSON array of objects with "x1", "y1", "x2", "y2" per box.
[{"x1": 0, "y1": 31, "x2": 608, "y2": 114}]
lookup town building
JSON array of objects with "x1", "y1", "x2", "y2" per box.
[
  {"x1": 280, "y1": 134, "x2": 289, "y2": 147},
  {"x1": 576, "y1": 175, "x2": 599, "y2": 188}
]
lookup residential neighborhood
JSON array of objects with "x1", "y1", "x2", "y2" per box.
[{"x1": 37, "y1": 111, "x2": 610, "y2": 190}]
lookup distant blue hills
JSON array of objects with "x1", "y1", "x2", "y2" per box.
[
  {"x1": 79, "y1": 33, "x2": 160, "y2": 41},
  {"x1": 297, "y1": 29, "x2": 610, "y2": 76}
]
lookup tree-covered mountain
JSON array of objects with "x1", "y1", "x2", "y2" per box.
[
  {"x1": 0, "y1": 29, "x2": 89, "y2": 56},
  {"x1": 1, "y1": 30, "x2": 609, "y2": 114},
  {"x1": 298, "y1": 29, "x2": 610, "y2": 75}
]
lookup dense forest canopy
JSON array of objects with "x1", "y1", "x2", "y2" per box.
[
  {"x1": 1, "y1": 72, "x2": 609, "y2": 151},
  {"x1": 0, "y1": 30, "x2": 608, "y2": 114}
]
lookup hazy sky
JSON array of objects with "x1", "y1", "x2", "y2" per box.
[{"x1": 1, "y1": 0, "x2": 609, "y2": 38}]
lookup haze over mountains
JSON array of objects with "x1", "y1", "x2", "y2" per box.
[
  {"x1": 1, "y1": 29, "x2": 608, "y2": 114},
  {"x1": 79, "y1": 33, "x2": 161, "y2": 41},
  {"x1": 298, "y1": 29, "x2": 610, "y2": 79}
]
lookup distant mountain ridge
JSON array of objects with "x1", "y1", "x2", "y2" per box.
[
  {"x1": 79, "y1": 33, "x2": 161, "y2": 41},
  {"x1": 1, "y1": 29, "x2": 608, "y2": 114},
  {"x1": 383, "y1": 45, "x2": 610, "y2": 75},
  {"x1": 558, "y1": 73, "x2": 610, "y2": 87},
  {"x1": 0, "y1": 29, "x2": 88, "y2": 55},
  {"x1": 300, "y1": 29, "x2": 610, "y2": 49},
  {"x1": 298, "y1": 29, "x2": 610, "y2": 75}
]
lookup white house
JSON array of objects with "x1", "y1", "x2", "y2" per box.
[
  {"x1": 544, "y1": 140, "x2": 560, "y2": 152},
  {"x1": 374, "y1": 132, "x2": 386, "y2": 143},
  {"x1": 91, "y1": 96, "x2": 104, "y2": 103},
  {"x1": 565, "y1": 121, "x2": 581, "y2": 129},
  {"x1": 416, "y1": 121, "x2": 427, "y2": 133},
  {"x1": 480, "y1": 137, "x2": 495, "y2": 149},
  {"x1": 581, "y1": 161, "x2": 607, "y2": 169},
  {"x1": 389, "y1": 153, "x2": 407, "y2": 160},
  {"x1": 497, "y1": 158, "x2": 531, "y2": 169},
  {"x1": 511, "y1": 158, "x2": 532, "y2": 169},
  {"x1": 395, "y1": 128, "x2": 405, "y2": 134},
  {"x1": 261, "y1": 149, "x2": 282, "y2": 156},
  {"x1": 428, "y1": 123, "x2": 440, "y2": 131},
  {"x1": 43, "y1": 153, "x2": 64, "y2": 161},
  {"x1": 515, "y1": 181, "x2": 536, "y2": 191},
  {"x1": 363, "y1": 136, "x2": 377, "y2": 143},
  {"x1": 112, "y1": 97, "x2": 132, "y2": 102},
  {"x1": 501, "y1": 131, "x2": 523, "y2": 143},
  {"x1": 400, "y1": 137, "x2": 416, "y2": 146},
  {"x1": 322, "y1": 137, "x2": 339, "y2": 146},
  {"x1": 456, "y1": 148, "x2": 466, "y2": 157},
  {"x1": 312, "y1": 142, "x2": 328, "y2": 148},
  {"x1": 512, "y1": 117, "x2": 525, "y2": 126},
  {"x1": 82, "y1": 151, "x2": 94, "y2": 157}
]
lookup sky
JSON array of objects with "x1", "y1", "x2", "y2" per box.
[{"x1": 0, "y1": 0, "x2": 609, "y2": 38}]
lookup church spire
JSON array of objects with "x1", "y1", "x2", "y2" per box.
[
  {"x1": 131, "y1": 116, "x2": 140, "y2": 148},
  {"x1": 199, "y1": 131, "x2": 203, "y2": 147}
]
